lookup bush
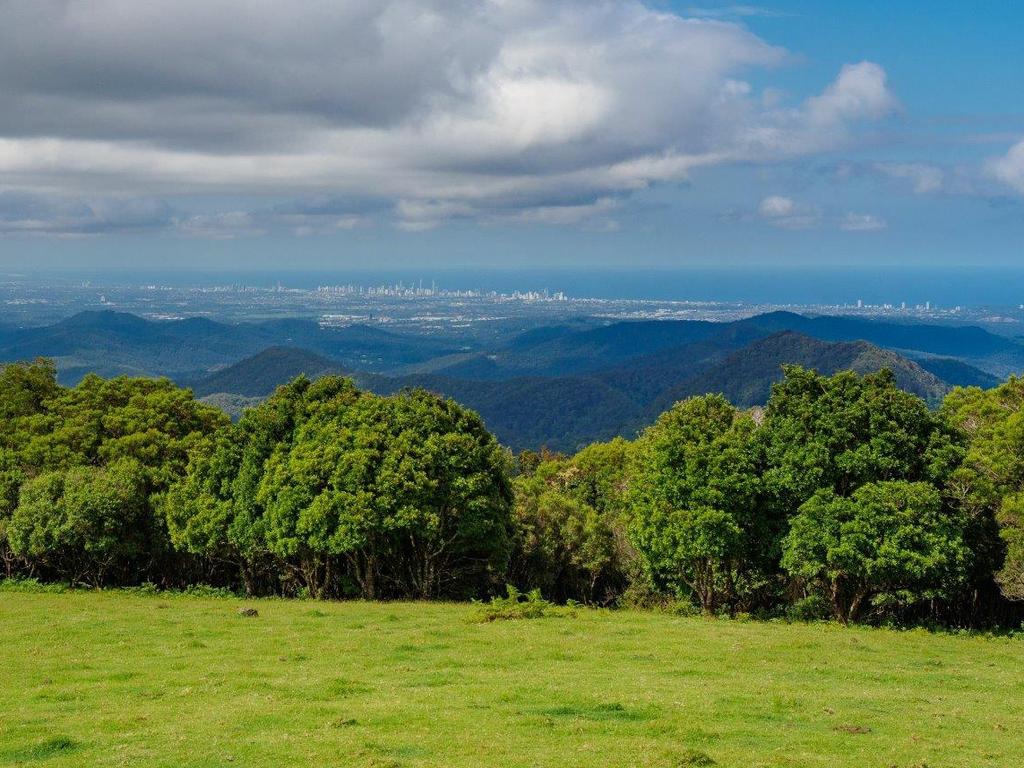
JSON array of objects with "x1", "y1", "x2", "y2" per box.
[
  {"x1": 786, "y1": 594, "x2": 833, "y2": 622},
  {"x1": 0, "y1": 577, "x2": 68, "y2": 593},
  {"x1": 476, "y1": 585, "x2": 570, "y2": 622}
]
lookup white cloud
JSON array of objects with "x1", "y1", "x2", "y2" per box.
[
  {"x1": 0, "y1": 1, "x2": 899, "y2": 234},
  {"x1": 874, "y1": 162, "x2": 945, "y2": 194},
  {"x1": 805, "y1": 62, "x2": 898, "y2": 126},
  {"x1": 840, "y1": 212, "x2": 887, "y2": 231},
  {"x1": 989, "y1": 139, "x2": 1024, "y2": 195},
  {"x1": 757, "y1": 195, "x2": 820, "y2": 229},
  {"x1": 758, "y1": 195, "x2": 796, "y2": 217}
]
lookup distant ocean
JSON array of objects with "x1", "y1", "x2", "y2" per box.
[{"x1": 13, "y1": 266, "x2": 1024, "y2": 309}]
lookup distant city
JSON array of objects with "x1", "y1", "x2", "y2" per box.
[{"x1": 2, "y1": 274, "x2": 1022, "y2": 343}]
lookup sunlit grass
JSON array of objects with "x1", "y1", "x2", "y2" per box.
[{"x1": 1, "y1": 591, "x2": 1021, "y2": 767}]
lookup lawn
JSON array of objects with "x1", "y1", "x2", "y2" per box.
[{"x1": 1, "y1": 591, "x2": 1021, "y2": 767}]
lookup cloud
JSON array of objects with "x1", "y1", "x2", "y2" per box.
[
  {"x1": 0, "y1": 1, "x2": 898, "y2": 234},
  {"x1": 840, "y1": 212, "x2": 887, "y2": 231},
  {"x1": 0, "y1": 191, "x2": 378, "y2": 238},
  {"x1": 751, "y1": 196, "x2": 886, "y2": 232},
  {"x1": 874, "y1": 162, "x2": 946, "y2": 194},
  {"x1": 0, "y1": 192, "x2": 173, "y2": 236},
  {"x1": 804, "y1": 62, "x2": 898, "y2": 126},
  {"x1": 173, "y1": 212, "x2": 267, "y2": 240},
  {"x1": 757, "y1": 195, "x2": 820, "y2": 229},
  {"x1": 989, "y1": 139, "x2": 1024, "y2": 194},
  {"x1": 684, "y1": 6, "x2": 791, "y2": 19}
]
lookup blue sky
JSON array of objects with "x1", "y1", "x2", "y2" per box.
[{"x1": 0, "y1": 0, "x2": 1022, "y2": 271}]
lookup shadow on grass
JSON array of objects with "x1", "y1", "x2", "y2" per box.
[
  {"x1": 535, "y1": 701, "x2": 657, "y2": 722},
  {"x1": 1, "y1": 737, "x2": 81, "y2": 764}
]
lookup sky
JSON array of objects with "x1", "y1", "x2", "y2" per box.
[{"x1": 0, "y1": 0, "x2": 1022, "y2": 272}]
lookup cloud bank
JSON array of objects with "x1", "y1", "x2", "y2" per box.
[{"x1": 0, "y1": 0, "x2": 901, "y2": 235}]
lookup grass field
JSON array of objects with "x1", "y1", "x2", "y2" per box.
[{"x1": 1, "y1": 591, "x2": 1022, "y2": 767}]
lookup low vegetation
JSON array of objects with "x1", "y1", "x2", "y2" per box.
[
  {"x1": 3, "y1": 358, "x2": 1024, "y2": 628},
  {"x1": 1, "y1": 590, "x2": 1022, "y2": 767}
]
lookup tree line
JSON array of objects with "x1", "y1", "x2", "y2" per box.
[{"x1": 2, "y1": 359, "x2": 1024, "y2": 627}]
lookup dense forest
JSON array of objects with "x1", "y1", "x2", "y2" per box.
[
  {"x1": 3, "y1": 358, "x2": 1024, "y2": 628},
  {"x1": 0, "y1": 309, "x2": 1012, "y2": 451}
]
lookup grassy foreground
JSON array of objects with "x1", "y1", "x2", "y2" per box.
[{"x1": 1, "y1": 592, "x2": 1022, "y2": 768}]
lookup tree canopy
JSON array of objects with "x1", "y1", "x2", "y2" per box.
[{"x1": 2, "y1": 358, "x2": 1023, "y2": 628}]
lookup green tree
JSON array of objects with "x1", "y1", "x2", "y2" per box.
[
  {"x1": 8, "y1": 459, "x2": 149, "y2": 585},
  {"x1": 940, "y1": 377, "x2": 1024, "y2": 599},
  {"x1": 164, "y1": 375, "x2": 327, "y2": 592},
  {"x1": 0, "y1": 360, "x2": 60, "y2": 574},
  {"x1": 509, "y1": 438, "x2": 635, "y2": 604},
  {"x1": 628, "y1": 395, "x2": 761, "y2": 612},
  {"x1": 259, "y1": 386, "x2": 513, "y2": 598},
  {"x1": 510, "y1": 467, "x2": 616, "y2": 603},
  {"x1": 782, "y1": 481, "x2": 971, "y2": 623},
  {"x1": 0, "y1": 367, "x2": 228, "y2": 584},
  {"x1": 169, "y1": 376, "x2": 513, "y2": 599},
  {"x1": 758, "y1": 367, "x2": 940, "y2": 510}
]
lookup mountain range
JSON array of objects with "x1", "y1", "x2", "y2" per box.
[
  {"x1": 0, "y1": 309, "x2": 1010, "y2": 451},
  {"x1": 188, "y1": 326, "x2": 997, "y2": 452}
]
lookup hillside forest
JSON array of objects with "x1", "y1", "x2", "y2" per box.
[
  {"x1": 3, "y1": 359, "x2": 1024, "y2": 628},
  {"x1": 0, "y1": 310, "x2": 1014, "y2": 452}
]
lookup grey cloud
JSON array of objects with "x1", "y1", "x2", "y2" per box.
[
  {"x1": 0, "y1": 1, "x2": 899, "y2": 233},
  {"x1": 0, "y1": 1, "x2": 498, "y2": 146},
  {"x1": 0, "y1": 192, "x2": 173, "y2": 236}
]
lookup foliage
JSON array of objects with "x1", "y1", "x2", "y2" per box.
[
  {"x1": 8, "y1": 460, "x2": 149, "y2": 585},
  {"x1": 0, "y1": 362, "x2": 228, "y2": 585},
  {"x1": 757, "y1": 367, "x2": 940, "y2": 507},
  {"x1": 475, "y1": 584, "x2": 566, "y2": 621},
  {"x1": 509, "y1": 438, "x2": 633, "y2": 604},
  {"x1": 940, "y1": 377, "x2": 1024, "y2": 600},
  {"x1": 168, "y1": 375, "x2": 514, "y2": 599},
  {"x1": 781, "y1": 481, "x2": 971, "y2": 622},
  {"x1": 628, "y1": 395, "x2": 761, "y2": 612},
  {"x1": 5, "y1": 356, "x2": 1024, "y2": 629}
]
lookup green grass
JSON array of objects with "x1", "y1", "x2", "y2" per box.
[{"x1": 1, "y1": 592, "x2": 1022, "y2": 767}]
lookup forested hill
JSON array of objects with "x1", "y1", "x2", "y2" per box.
[
  {"x1": 1, "y1": 308, "x2": 1017, "y2": 384},
  {"x1": 0, "y1": 310, "x2": 460, "y2": 383},
  {"x1": 651, "y1": 331, "x2": 950, "y2": 412},
  {"x1": 198, "y1": 330, "x2": 964, "y2": 452},
  {"x1": 0, "y1": 308, "x2": 1012, "y2": 451},
  {"x1": 408, "y1": 311, "x2": 1024, "y2": 381},
  {"x1": 192, "y1": 347, "x2": 343, "y2": 397}
]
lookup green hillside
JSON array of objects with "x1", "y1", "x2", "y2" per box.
[
  {"x1": 653, "y1": 331, "x2": 950, "y2": 412},
  {"x1": 194, "y1": 332, "x2": 959, "y2": 451},
  {"x1": 192, "y1": 347, "x2": 343, "y2": 397}
]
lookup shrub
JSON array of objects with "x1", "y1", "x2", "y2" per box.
[
  {"x1": 0, "y1": 576, "x2": 68, "y2": 593},
  {"x1": 786, "y1": 594, "x2": 833, "y2": 622},
  {"x1": 476, "y1": 585, "x2": 568, "y2": 622}
]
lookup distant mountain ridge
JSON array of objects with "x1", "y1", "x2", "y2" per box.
[
  {"x1": 0, "y1": 310, "x2": 460, "y2": 384},
  {"x1": 196, "y1": 330, "x2": 966, "y2": 452},
  {"x1": 2, "y1": 308, "x2": 1015, "y2": 451},
  {"x1": 412, "y1": 310, "x2": 1024, "y2": 381}
]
